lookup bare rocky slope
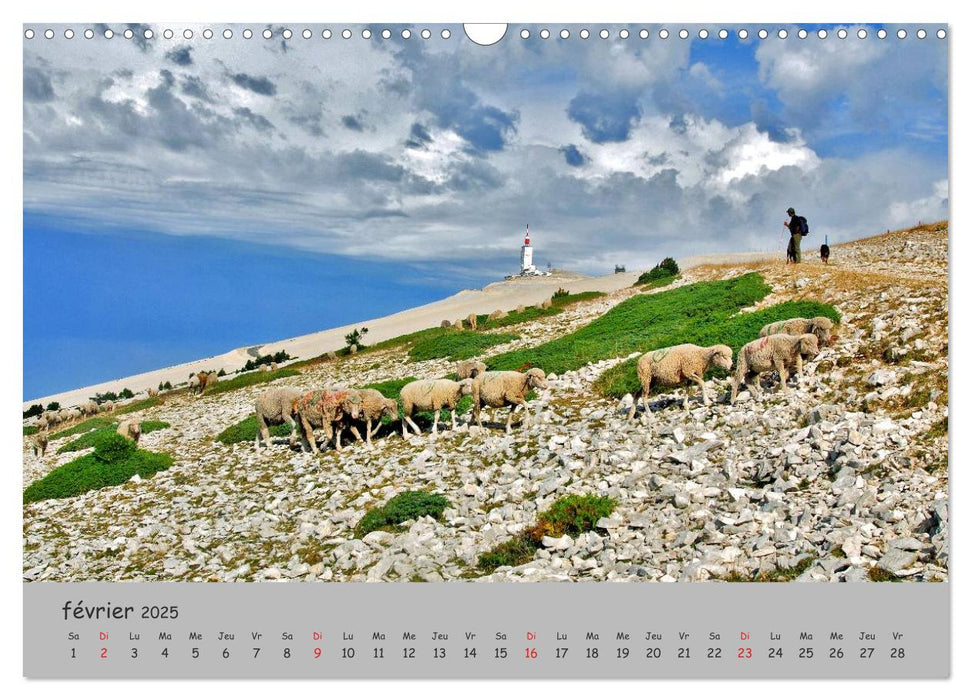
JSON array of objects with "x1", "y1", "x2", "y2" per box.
[{"x1": 23, "y1": 223, "x2": 949, "y2": 583}]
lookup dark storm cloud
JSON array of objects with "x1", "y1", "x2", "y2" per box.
[
  {"x1": 405, "y1": 122, "x2": 432, "y2": 149},
  {"x1": 23, "y1": 67, "x2": 54, "y2": 102},
  {"x1": 180, "y1": 75, "x2": 212, "y2": 102},
  {"x1": 341, "y1": 114, "x2": 365, "y2": 131},
  {"x1": 230, "y1": 73, "x2": 277, "y2": 96},
  {"x1": 567, "y1": 90, "x2": 641, "y2": 143},
  {"x1": 234, "y1": 107, "x2": 274, "y2": 133},
  {"x1": 166, "y1": 46, "x2": 193, "y2": 66},
  {"x1": 560, "y1": 144, "x2": 587, "y2": 167}
]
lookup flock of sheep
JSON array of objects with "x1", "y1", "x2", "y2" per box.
[{"x1": 251, "y1": 315, "x2": 835, "y2": 455}]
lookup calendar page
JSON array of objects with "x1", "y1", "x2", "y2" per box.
[{"x1": 22, "y1": 22, "x2": 949, "y2": 679}]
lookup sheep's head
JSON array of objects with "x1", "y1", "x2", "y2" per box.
[
  {"x1": 798, "y1": 334, "x2": 820, "y2": 358},
  {"x1": 525, "y1": 368, "x2": 548, "y2": 389},
  {"x1": 811, "y1": 316, "x2": 836, "y2": 346},
  {"x1": 709, "y1": 345, "x2": 733, "y2": 371},
  {"x1": 381, "y1": 398, "x2": 398, "y2": 417},
  {"x1": 342, "y1": 392, "x2": 363, "y2": 420},
  {"x1": 457, "y1": 379, "x2": 475, "y2": 396}
]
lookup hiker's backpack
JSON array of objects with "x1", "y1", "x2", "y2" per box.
[{"x1": 797, "y1": 215, "x2": 809, "y2": 236}]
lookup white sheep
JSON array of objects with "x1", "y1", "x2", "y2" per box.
[
  {"x1": 117, "y1": 419, "x2": 141, "y2": 444},
  {"x1": 472, "y1": 368, "x2": 548, "y2": 434},
  {"x1": 333, "y1": 388, "x2": 399, "y2": 448},
  {"x1": 731, "y1": 333, "x2": 820, "y2": 404},
  {"x1": 627, "y1": 344, "x2": 733, "y2": 420},
  {"x1": 441, "y1": 319, "x2": 452, "y2": 329},
  {"x1": 455, "y1": 360, "x2": 486, "y2": 380},
  {"x1": 100, "y1": 400, "x2": 114, "y2": 413},
  {"x1": 82, "y1": 400, "x2": 99, "y2": 417},
  {"x1": 466, "y1": 314, "x2": 478, "y2": 331},
  {"x1": 399, "y1": 378, "x2": 475, "y2": 437},
  {"x1": 148, "y1": 387, "x2": 159, "y2": 398},
  {"x1": 30, "y1": 431, "x2": 48, "y2": 457},
  {"x1": 760, "y1": 316, "x2": 836, "y2": 346},
  {"x1": 487, "y1": 309, "x2": 506, "y2": 321},
  {"x1": 254, "y1": 387, "x2": 303, "y2": 451}
]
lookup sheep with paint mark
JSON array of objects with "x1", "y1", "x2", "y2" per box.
[
  {"x1": 399, "y1": 378, "x2": 475, "y2": 437},
  {"x1": 731, "y1": 333, "x2": 820, "y2": 404},
  {"x1": 760, "y1": 316, "x2": 836, "y2": 347},
  {"x1": 254, "y1": 387, "x2": 303, "y2": 451},
  {"x1": 333, "y1": 388, "x2": 399, "y2": 448},
  {"x1": 472, "y1": 368, "x2": 548, "y2": 434},
  {"x1": 627, "y1": 344, "x2": 733, "y2": 420},
  {"x1": 291, "y1": 389, "x2": 362, "y2": 454}
]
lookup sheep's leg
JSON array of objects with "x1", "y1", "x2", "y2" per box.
[
  {"x1": 450, "y1": 408, "x2": 457, "y2": 431},
  {"x1": 775, "y1": 359, "x2": 789, "y2": 393},
  {"x1": 349, "y1": 424, "x2": 366, "y2": 447},
  {"x1": 405, "y1": 415, "x2": 422, "y2": 436},
  {"x1": 686, "y1": 372, "x2": 708, "y2": 406},
  {"x1": 364, "y1": 419, "x2": 374, "y2": 447},
  {"x1": 286, "y1": 416, "x2": 297, "y2": 447},
  {"x1": 431, "y1": 409, "x2": 439, "y2": 434},
  {"x1": 796, "y1": 354, "x2": 804, "y2": 376},
  {"x1": 744, "y1": 372, "x2": 761, "y2": 399},
  {"x1": 300, "y1": 416, "x2": 318, "y2": 454},
  {"x1": 627, "y1": 387, "x2": 642, "y2": 421},
  {"x1": 505, "y1": 406, "x2": 514, "y2": 434}
]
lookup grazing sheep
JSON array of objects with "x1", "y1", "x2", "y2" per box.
[
  {"x1": 627, "y1": 344, "x2": 733, "y2": 420},
  {"x1": 349, "y1": 344, "x2": 358, "y2": 355},
  {"x1": 188, "y1": 374, "x2": 202, "y2": 391},
  {"x1": 516, "y1": 304, "x2": 526, "y2": 314},
  {"x1": 82, "y1": 400, "x2": 99, "y2": 417},
  {"x1": 100, "y1": 400, "x2": 115, "y2": 413},
  {"x1": 30, "y1": 431, "x2": 48, "y2": 457},
  {"x1": 472, "y1": 368, "x2": 548, "y2": 434},
  {"x1": 441, "y1": 319, "x2": 452, "y2": 329},
  {"x1": 540, "y1": 298, "x2": 552, "y2": 309},
  {"x1": 399, "y1": 378, "x2": 475, "y2": 437},
  {"x1": 67, "y1": 408, "x2": 82, "y2": 422},
  {"x1": 731, "y1": 333, "x2": 820, "y2": 404},
  {"x1": 261, "y1": 364, "x2": 270, "y2": 372},
  {"x1": 334, "y1": 388, "x2": 399, "y2": 448},
  {"x1": 455, "y1": 360, "x2": 486, "y2": 380},
  {"x1": 760, "y1": 316, "x2": 836, "y2": 347},
  {"x1": 454, "y1": 318, "x2": 464, "y2": 330},
  {"x1": 148, "y1": 387, "x2": 159, "y2": 398},
  {"x1": 291, "y1": 389, "x2": 363, "y2": 454},
  {"x1": 117, "y1": 419, "x2": 141, "y2": 444},
  {"x1": 466, "y1": 314, "x2": 478, "y2": 331},
  {"x1": 254, "y1": 387, "x2": 303, "y2": 451},
  {"x1": 36, "y1": 416, "x2": 49, "y2": 432},
  {"x1": 326, "y1": 351, "x2": 337, "y2": 361},
  {"x1": 206, "y1": 372, "x2": 219, "y2": 390},
  {"x1": 43, "y1": 411, "x2": 59, "y2": 428},
  {"x1": 487, "y1": 309, "x2": 506, "y2": 321},
  {"x1": 270, "y1": 362, "x2": 278, "y2": 371}
]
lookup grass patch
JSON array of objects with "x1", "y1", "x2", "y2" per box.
[
  {"x1": 50, "y1": 417, "x2": 115, "y2": 440},
  {"x1": 718, "y1": 556, "x2": 816, "y2": 582},
  {"x1": 141, "y1": 420, "x2": 170, "y2": 434},
  {"x1": 216, "y1": 414, "x2": 295, "y2": 445},
  {"x1": 354, "y1": 491, "x2": 451, "y2": 538},
  {"x1": 475, "y1": 292, "x2": 607, "y2": 330},
  {"x1": 23, "y1": 425, "x2": 39, "y2": 436},
  {"x1": 206, "y1": 368, "x2": 300, "y2": 395},
  {"x1": 408, "y1": 330, "x2": 520, "y2": 362},
  {"x1": 58, "y1": 421, "x2": 171, "y2": 454},
  {"x1": 867, "y1": 566, "x2": 904, "y2": 582},
  {"x1": 477, "y1": 494, "x2": 616, "y2": 574},
  {"x1": 24, "y1": 433, "x2": 173, "y2": 504},
  {"x1": 115, "y1": 397, "x2": 162, "y2": 415}
]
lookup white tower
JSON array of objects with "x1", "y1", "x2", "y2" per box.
[{"x1": 520, "y1": 224, "x2": 535, "y2": 274}]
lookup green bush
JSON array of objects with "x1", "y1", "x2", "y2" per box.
[
  {"x1": 24, "y1": 435, "x2": 173, "y2": 504},
  {"x1": 115, "y1": 397, "x2": 162, "y2": 415},
  {"x1": 23, "y1": 425, "x2": 39, "y2": 436},
  {"x1": 477, "y1": 494, "x2": 617, "y2": 574},
  {"x1": 119, "y1": 388, "x2": 135, "y2": 400},
  {"x1": 46, "y1": 402, "x2": 60, "y2": 411},
  {"x1": 593, "y1": 298, "x2": 842, "y2": 399},
  {"x1": 51, "y1": 417, "x2": 115, "y2": 440},
  {"x1": 488, "y1": 273, "x2": 773, "y2": 375},
  {"x1": 636, "y1": 257, "x2": 680, "y2": 285},
  {"x1": 58, "y1": 421, "x2": 170, "y2": 454},
  {"x1": 344, "y1": 327, "x2": 369, "y2": 350},
  {"x1": 23, "y1": 404, "x2": 44, "y2": 419},
  {"x1": 355, "y1": 491, "x2": 451, "y2": 537},
  {"x1": 408, "y1": 331, "x2": 519, "y2": 362},
  {"x1": 216, "y1": 414, "x2": 295, "y2": 445},
  {"x1": 241, "y1": 350, "x2": 292, "y2": 373}
]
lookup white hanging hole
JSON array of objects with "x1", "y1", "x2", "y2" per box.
[
  {"x1": 44, "y1": 28, "x2": 55, "y2": 39},
  {"x1": 401, "y1": 29, "x2": 411, "y2": 39},
  {"x1": 163, "y1": 29, "x2": 174, "y2": 39},
  {"x1": 223, "y1": 29, "x2": 233, "y2": 39},
  {"x1": 64, "y1": 29, "x2": 75, "y2": 39},
  {"x1": 341, "y1": 29, "x2": 351, "y2": 39},
  {"x1": 362, "y1": 29, "x2": 372, "y2": 39},
  {"x1": 818, "y1": 29, "x2": 827, "y2": 39},
  {"x1": 521, "y1": 29, "x2": 530, "y2": 39},
  {"x1": 778, "y1": 29, "x2": 788, "y2": 39},
  {"x1": 24, "y1": 28, "x2": 34, "y2": 39},
  {"x1": 84, "y1": 28, "x2": 94, "y2": 39},
  {"x1": 184, "y1": 29, "x2": 193, "y2": 39},
  {"x1": 421, "y1": 29, "x2": 431, "y2": 39},
  {"x1": 322, "y1": 29, "x2": 332, "y2": 39},
  {"x1": 263, "y1": 29, "x2": 273, "y2": 39},
  {"x1": 283, "y1": 29, "x2": 293, "y2": 39},
  {"x1": 659, "y1": 29, "x2": 669, "y2": 39},
  {"x1": 837, "y1": 28, "x2": 847, "y2": 39},
  {"x1": 916, "y1": 29, "x2": 927, "y2": 39},
  {"x1": 639, "y1": 29, "x2": 649, "y2": 39},
  {"x1": 441, "y1": 28, "x2": 451, "y2": 39},
  {"x1": 698, "y1": 29, "x2": 708, "y2": 39},
  {"x1": 382, "y1": 29, "x2": 391, "y2": 39},
  {"x1": 579, "y1": 28, "x2": 589, "y2": 39},
  {"x1": 203, "y1": 29, "x2": 213, "y2": 39},
  {"x1": 679, "y1": 29, "x2": 688, "y2": 39},
  {"x1": 857, "y1": 28, "x2": 867, "y2": 39},
  {"x1": 104, "y1": 28, "x2": 114, "y2": 39},
  {"x1": 619, "y1": 29, "x2": 630, "y2": 39},
  {"x1": 560, "y1": 29, "x2": 570, "y2": 39},
  {"x1": 798, "y1": 29, "x2": 808, "y2": 39},
  {"x1": 877, "y1": 29, "x2": 886, "y2": 39},
  {"x1": 600, "y1": 29, "x2": 609, "y2": 39},
  {"x1": 937, "y1": 29, "x2": 946, "y2": 39},
  {"x1": 242, "y1": 29, "x2": 253, "y2": 39},
  {"x1": 718, "y1": 29, "x2": 728, "y2": 39},
  {"x1": 124, "y1": 28, "x2": 134, "y2": 39},
  {"x1": 758, "y1": 29, "x2": 768, "y2": 39},
  {"x1": 897, "y1": 29, "x2": 907, "y2": 39},
  {"x1": 738, "y1": 29, "x2": 748, "y2": 40},
  {"x1": 302, "y1": 29, "x2": 312, "y2": 39},
  {"x1": 464, "y1": 24, "x2": 505, "y2": 45},
  {"x1": 540, "y1": 28, "x2": 550, "y2": 39},
  {"x1": 145, "y1": 28, "x2": 154, "y2": 39}
]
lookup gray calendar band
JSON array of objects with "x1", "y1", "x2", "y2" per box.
[{"x1": 24, "y1": 582, "x2": 949, "y2": 679}]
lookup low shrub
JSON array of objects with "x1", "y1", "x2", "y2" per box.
[
  {"x1": 408, "y1": 331, "x2": 519, "y2": 362},
  {"x1": 355, "y1": 491, "x2": 451, "y2": 538},
  {"x1": 636, "y1": 257, "x2": 679, "y2": 285},
  {"x1": 216, "y1": 414, "x2": 294, "y2": 445}
]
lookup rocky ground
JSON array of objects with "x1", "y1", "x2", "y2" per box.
[{"x1": 23, "y1": 223, "x2": 949, "y2": 583}]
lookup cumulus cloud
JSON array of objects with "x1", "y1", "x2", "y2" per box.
[
  {"x1": 230, "y1": 72, "x2": 277, "y2": 96},
  {"x1": 165, "y1": 46, "x2": 193, "y2": 66}
]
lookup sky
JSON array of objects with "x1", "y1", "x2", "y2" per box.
[{"x1": 22, "y1": 23, "x2": 949, "y2": 399}]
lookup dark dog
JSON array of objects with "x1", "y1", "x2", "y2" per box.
[
  {"x1": 820, "y1": 243, "x2": 830, "y2": 264},
  {"x1": 786, "y1": 237, "x2": 797, "y2": 264}
]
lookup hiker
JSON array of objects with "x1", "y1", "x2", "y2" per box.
[{"x1": 784, "y1": 207, "x2": 809, "y2": 263}]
